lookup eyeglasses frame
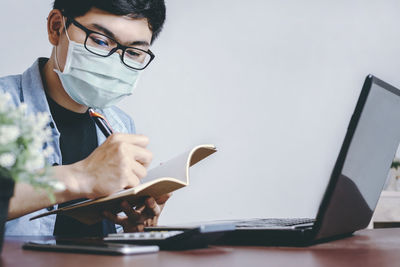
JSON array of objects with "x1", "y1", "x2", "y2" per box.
[{"x1": 66, "y1": 17, "x2": 155, "y2": 70}]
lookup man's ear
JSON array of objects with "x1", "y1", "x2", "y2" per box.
[{"x1": 47, "y1": 9, "x2": 64, "y2": 46}]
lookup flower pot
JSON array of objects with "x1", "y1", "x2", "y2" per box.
[{"x1": 0, "y1": 177, "x2": 14, "y2": 254}]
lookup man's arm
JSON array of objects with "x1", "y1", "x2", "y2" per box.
[
  {"x1": 7, "y1": 133, "x2": 152, "y2": 220},
  {"x1": 8, "y1": 164, "x2": 91, "y2": 220}
]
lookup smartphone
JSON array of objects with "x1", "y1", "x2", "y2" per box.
[{"x1": 23, "y1": 240, "x2": 159, "y2": 255}]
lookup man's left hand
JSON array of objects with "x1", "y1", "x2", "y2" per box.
[{"x1": 103, "y1": 194, "x2": 171, "y2": 232}]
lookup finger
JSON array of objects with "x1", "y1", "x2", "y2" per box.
[
  {"x1": 153, "y1": 216, "x2": 159, "y2": 226},
  {"x1": 130, "y1": 197, "x2": 146, "y2": 210},
  {"x1": 130, "y1": 134, "x2": 150, "y2": 148},
  {"x1": 155, "y1": 193, "x2": 172, "y2": 205},
  {"x1": 122, "y1": 144, "x2": 152, "y2": 168},
  {"x1": 122, "y1": 222, "x2": 146, "y2": 233},
  {"x1": 102, "y1": 211, "x2": 125, "y2": 225},
  {"x1": 124, "y1": 176, "x2": 140, "y2": 189},
  {"x1": 145, "y1": 197, "x2": 161, "y2": 217},
  {"x1": 131, "y1": 146, "x2": 153, "y2": 168},
  {"x1": 135, "y1": 204, "x2": 146, "y2": 213},
  {"x1": 144, "y1": 218, "x2": 153, "y2": 227},
  {"x1": 125, "y1": 223, "x2": 145, "y2": 233},
  {"x1": 110, "y1": 133, "x2": 149, "y2": 148},
  {"x1": 130, "y1": 160, "x2": 148, "y2": 180},
  {"x1": 121, "y1": 201, "x2": 145, "y2": 224},
  {"x1": 136, "y1": 224, "x2": 145, "y2": 232}
]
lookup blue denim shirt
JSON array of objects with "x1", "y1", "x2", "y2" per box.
[{"x1": 2, "y1": 58, "x2": 135, "y2": 235}]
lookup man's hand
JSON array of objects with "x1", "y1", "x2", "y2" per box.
[
  {"x1": 103, "y1": 194, "x2": 171, "y2": 232},
  {"x1": 70, "y1": 133, "x2": 153, "y2": 199},
  {"x1": 8, "y1": 133, "x2": 152, "y2": 219}
]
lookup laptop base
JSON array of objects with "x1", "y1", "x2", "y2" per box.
[{"x1": 213, "y1": 229, "x2": 354, "y2": 247}]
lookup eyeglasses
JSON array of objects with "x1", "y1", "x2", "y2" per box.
[{"x1": 67, "y1": 17, "x2": 155, "y2": 70}]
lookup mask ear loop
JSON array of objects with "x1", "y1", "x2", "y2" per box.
[{"x1": 54, "y1": 17, "x2": 71, "y2": 72}]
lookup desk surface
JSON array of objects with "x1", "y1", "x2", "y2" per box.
[{"x1": 2, "y1": 228, "x2": 400, "y2": 267}]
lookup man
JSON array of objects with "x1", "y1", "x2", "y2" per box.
[{"x1": 2, "y1": 0, "x2": 170, "y2": 236}]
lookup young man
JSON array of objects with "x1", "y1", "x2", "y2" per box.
[{"x1": 2, "y1": 0, "x2": 170, "y2": 236}]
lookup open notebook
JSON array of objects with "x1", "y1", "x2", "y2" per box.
[{"x1": 30, "y1": 144, "x2": 217, "y2": 225}]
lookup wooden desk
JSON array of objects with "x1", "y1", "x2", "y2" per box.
[{"x1": 2, "y1": 228, "x2": 400, "y2": 267}]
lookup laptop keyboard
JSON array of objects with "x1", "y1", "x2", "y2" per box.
[{"x1": 236, "y1": 218, "x2": 315, "y2": 229}]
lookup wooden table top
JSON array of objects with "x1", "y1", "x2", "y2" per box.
[{"x1": 2, "y1": 228, "x2": 400, "y2": 267}]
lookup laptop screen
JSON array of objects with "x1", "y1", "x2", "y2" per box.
[{"x1": 315, "y1": 76, "x2": 400, "y2": 240}]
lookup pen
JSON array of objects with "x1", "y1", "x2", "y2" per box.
[{"x1": 88, "y1": 108, "x2": 114, "y2": 138}]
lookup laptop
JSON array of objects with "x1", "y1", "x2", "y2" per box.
[{"x1": 211, "y1": 74, "x2": 400, "y2": 246}]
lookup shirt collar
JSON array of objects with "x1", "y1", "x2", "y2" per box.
[
  {"x1": 21, "y1": 58, "x2": 52, "y2": 117},
  {"x1": 94, "y1": 107, "x2": 130, "y2": 145}
]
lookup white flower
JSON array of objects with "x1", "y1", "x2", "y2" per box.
[
  {"x1": 25, "y1": 114, "x2": 36, "y2": 126},
  {"x1": 18, "y1": 103, "x2": 27, "y2": 114},
  {"x1": 36, "y1": 112, "x2": 50, "y2": 128},
  {"x1": 0, "y1": 153, "x2": 16, "y2": 168},
  {"x1": 0, "y1": 125, "x2": 20, "y2": 145},
  {"x1": 0, "y1": 101, "x2": 7, "y2": 113},
  {"x1": 30, "y1": 140, "x2": 43, "y2": 152},
  {"x1": 0, "y1": 92, "x2": 57, "y2": 196},
  {"x1": 24, "y1": 156, "x2": 45, "y2": 172}
]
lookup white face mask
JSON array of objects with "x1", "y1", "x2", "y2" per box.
[{"x1": 54, "y1": 19, "x2": 141, "y2": 109}]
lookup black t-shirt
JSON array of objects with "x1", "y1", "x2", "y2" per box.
[
  {"x1": 47, "y1": 95, "x2": 98, "y2": 165},
  {"x1": 46, "y1": 95, "x2": 116, "y2": 237}
]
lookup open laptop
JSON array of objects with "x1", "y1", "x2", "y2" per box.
[{"x1": 211, "y1": 74, "x2": 400, "y2": 246}]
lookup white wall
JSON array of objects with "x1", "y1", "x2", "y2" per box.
[
  {"x1": 1, "y1": 1, "x2": 400, "y2": 224},
  {"x1": 0, "y1": 1, "x2": 53, "y2": 75}
]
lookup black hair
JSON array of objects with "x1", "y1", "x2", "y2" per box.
[{"x1": 53, "y1": 0, "x2": 166, "y2": 43}]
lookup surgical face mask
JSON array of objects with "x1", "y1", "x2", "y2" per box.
[{"x1": 54, "y1": 19, "x2": 141, "y2": 109}]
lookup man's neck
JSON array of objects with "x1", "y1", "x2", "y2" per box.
[{"x1": 41, "y1": 51, "x2": 88, "y2": 114}]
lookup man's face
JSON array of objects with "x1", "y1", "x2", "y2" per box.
[{"x1": 56, "y1": 8, "x2": 153, "y2": 72}]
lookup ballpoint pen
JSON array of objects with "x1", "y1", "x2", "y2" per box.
[{"x1": 88, "y1": 108, "x2": 114, "y2": 138}]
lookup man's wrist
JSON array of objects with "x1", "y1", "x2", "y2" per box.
[{"x1": 53, "y1": 163, "x2": 88, "y2": 201}]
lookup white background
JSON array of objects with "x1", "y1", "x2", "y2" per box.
[{"x1": 1, "y1": 1, "x2": 400, "y2": 224}]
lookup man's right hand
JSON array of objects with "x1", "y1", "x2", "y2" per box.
[
  {"x1": 8, "y1": 133, "x2": 152, "y2": 220},
  {"x1": 70, "y1": 133, "x2": 153, "y2": 199}
]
